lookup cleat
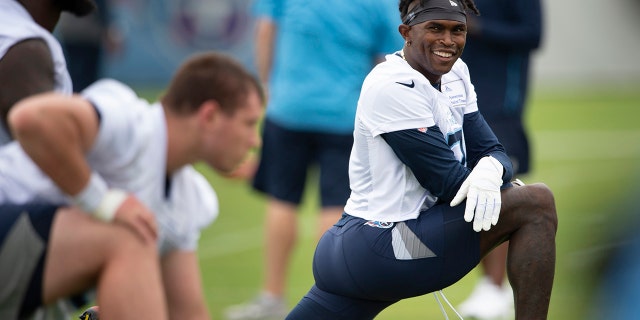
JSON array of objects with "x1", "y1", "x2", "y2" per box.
[{"x1": 225, "y1": 293, "x2": 288, "y2": 320}]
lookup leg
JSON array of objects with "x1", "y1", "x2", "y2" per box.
[
  {"x1": 479, "y1": 183, "x2": 557, "y2": 319},
  {"x1": 44, "y1": 207, "x2": 167, "y2": 320},
  {"x1": 224, "y1": 199, "x2": 297, "y2": 320},
  {"x1": 264, "y1": 198, "x2": 298, "y2": 296},
  {"x1": 482, "y1": 242, "x2": 508, "y2": 286},
  {"x1": 287, "y1": 285, "x2": 394, "y2": 320},
  {"x1": 458, "y1": 242, "x2": 512, "y2": 319},
  {"x1": 226, "y1": 120, "x2": 308, "y2": 319}
]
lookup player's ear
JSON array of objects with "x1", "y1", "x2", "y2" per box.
[
  {"x1": 399, "y1": 24, "x2": 411, "y2": 40},
  {"x1": 198, "y1": 99, "x2": 221, "y2": 125}
]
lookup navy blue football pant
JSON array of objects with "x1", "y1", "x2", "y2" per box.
[{"x1": 287, "y1": 203, "x2": 481, "y2": 319}]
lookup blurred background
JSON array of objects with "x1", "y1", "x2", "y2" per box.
[
  {"x1": 64, "y1": 0, "x2": 640, "y2": 89},
  {"x1": 56, "y1": 0, "x2": 640, "y2": 318}
]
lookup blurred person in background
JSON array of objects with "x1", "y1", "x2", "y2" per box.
[
  {"x1": 57, "y1": 0, "x2": 123, "y2": 92},
  {"x1": 0, "y1": 0, "x2": 96, "y2": 146},
  {"x1": 457, "y1": 0, "x2": 543, "y2": 318},
  {"x1": 0, "y1": 0, "x2": 98, "y2": 317},
  {"x1": 224, "y1": 0, "x2": 403, "y2": 319}
]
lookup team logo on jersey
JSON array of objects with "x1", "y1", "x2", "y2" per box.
[
  {"x1": 449, "y1": 0, "x2": 458, "y2": 6},
  {"x1": 364, "y1": 220, "x2": 395, "y2": 228},
  {"x1": 417, "y1": 127, "x2": 427, "y2": 133}
]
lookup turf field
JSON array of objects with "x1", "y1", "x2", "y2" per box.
[{"x1": 144, "y1": 85, "x2": 640, "y2": 319}]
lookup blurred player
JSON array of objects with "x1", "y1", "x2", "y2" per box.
[
  {"x1": 0, "y1": 1, "x2": 101, "y2": 318},
  {"x1": 285, "y1": 0, "x2": 557, "y2": 318},
  {"x1": 0, "y1": 0, "x2": 97, "y2": 146},
  {"x1": 0, "y1": 52, "x2": 264, "y2": 319}
]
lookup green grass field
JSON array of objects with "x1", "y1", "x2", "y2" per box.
[{"x1": 142, "y1": 86, "x2": 640, "y2": 319}]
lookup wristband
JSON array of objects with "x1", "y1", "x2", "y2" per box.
[
  {"x1": 94, "y1": 189, "x2": 128, "y2": 222},
  {"x1": 72, "y1": 172, "x2": 127, "y2": 222},
  {"x1": 72, "y1": 172, "x2": 108, "y2": 214}
]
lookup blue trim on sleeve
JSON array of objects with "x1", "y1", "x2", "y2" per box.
[{"x1": 88, "y1": 100, "x2": 102, "y2": 125}]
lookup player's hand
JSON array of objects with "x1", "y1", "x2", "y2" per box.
[
  {"x1": 113, "y1": 195, "x2": 158, "y2": 244},
  {"x1": 450, "y1": 156, "x2": 504, "y2": 232}
]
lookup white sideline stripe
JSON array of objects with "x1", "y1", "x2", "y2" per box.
[
  {"x1": 199, "y1": 130, "x2": 640, "y2": 259},
  {"x1": 534, "y1": 130, "x2": 640, "y2": 160}
]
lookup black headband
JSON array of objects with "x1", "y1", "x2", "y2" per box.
[{"x1": 402, "y1": 0, "x2": 467, "y2": 26}]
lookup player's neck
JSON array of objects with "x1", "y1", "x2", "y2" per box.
[{"x1": 164, "y1": 111, "x2": 199, "y2": 175}]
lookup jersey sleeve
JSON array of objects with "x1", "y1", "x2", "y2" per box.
[
  {"x1": 359, "y1": 79, "x2": 438, "y2": 137},
  {"x1": 81, "y1": 79, "x2": 146, "y2": 163}
]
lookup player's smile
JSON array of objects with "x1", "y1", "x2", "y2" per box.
[
  {"x1": 433, "y1": 50, "x2": 455, "y2": 59},
  {"x1": 432, "y1": 49, "x2": 458, "y2": 64}
]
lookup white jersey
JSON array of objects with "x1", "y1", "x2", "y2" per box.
[
  {"x1": 344, "y1": 52, "x2": 478, "y2": 222},
  {"x1": 0, "y1": 0, "x2": 72, "y2": 145},
  {"x1": 0, "y1": 79, "x2": 218, "y2": 254}
]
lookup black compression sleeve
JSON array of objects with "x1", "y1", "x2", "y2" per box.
[{"x1": 381, "y1": 127, "x2": 470, "y2": 202}]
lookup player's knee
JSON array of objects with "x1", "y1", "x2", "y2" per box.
[
  {"x1": 527, "y1": 183, "x2": 558, "y2": 233},
  {"x1": 107, "y1": 226, "x2": 159, "y2": 262}
]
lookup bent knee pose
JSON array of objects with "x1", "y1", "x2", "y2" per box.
[
  {"x1": 0, "y1": 204, "x2": 166, "y2": 320},
  {"x1": 1, "y1": 52, "x2": 264, "y2": 319},
  {"x1": 286, "y1": 0, "x2": 557, "y2": 319}
]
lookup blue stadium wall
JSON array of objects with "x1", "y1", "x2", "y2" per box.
[{"x1": 101, "y1": 0, "x2": 256, "y2": 87}]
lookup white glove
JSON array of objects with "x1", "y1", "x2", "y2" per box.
[{"x1": 450, "y1": 156, "x2": 504, "y2": 232}]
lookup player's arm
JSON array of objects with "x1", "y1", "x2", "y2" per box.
[
  {"x1": 0, "y1": 38, "x2": 56, "y2": 136},
  {"x1": 381, "y1": 127, "x2": 469, "y2": 202},
  {"x1": 9, "y1": 92, "x2": 158, "y2": 242},
  {"x1": 451, "y1": 111, "x2": 514, "y2": 231},
  {"x1": 254, "y1": 17, "x2": 276, "y2": 87},
  {"x1": 161, "y1": 250, "x2": 210, "y2": 320},
  {"x1": 9, "y1": 92, "x2": 99, "y2": 194}
]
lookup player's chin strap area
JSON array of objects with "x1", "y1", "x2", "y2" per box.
[{"x1": 433, "y1": 290, "x2": 464, "y2": 320}]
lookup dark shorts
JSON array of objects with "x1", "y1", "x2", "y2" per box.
[
  {"x1": 0, "y1": 203, "x2": 59, "y2": 319},
  {"x1": 252, "y1": 118, "x2": 353, "y2": 207},
  {"x1": 287, "y1": 204, "x2": 481, "y2": 319}
]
